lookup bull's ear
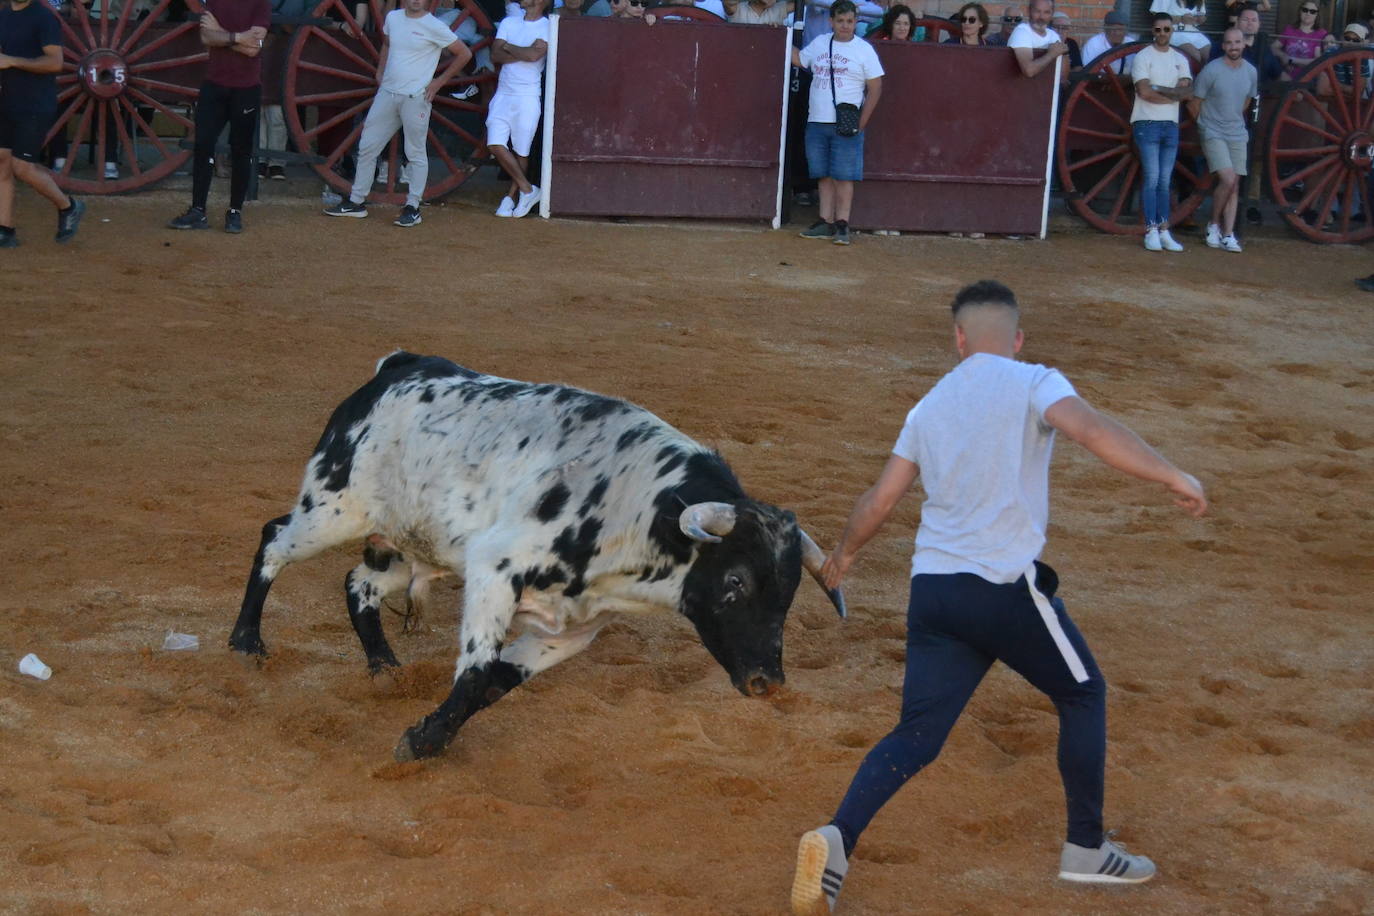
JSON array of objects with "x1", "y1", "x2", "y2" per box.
[
  {"x1": 679, "y1": 502, "x2": 737, "y2": 543},
  {"x1": 798, "y1": 529, "x2": 847, "y2": 619}
]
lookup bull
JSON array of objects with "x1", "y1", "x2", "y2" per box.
[{"x1": 228, "y1": 352, "x2": 845, "y2": 761}]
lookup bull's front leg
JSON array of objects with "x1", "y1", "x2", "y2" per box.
[{"x1": 394, "y1": 570, "x2": 523, "y2": 762}]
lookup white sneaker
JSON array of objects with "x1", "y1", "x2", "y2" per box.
[
  {"x1": 791, "y1": 825, "x2": 848, "y2": 915},
  {"x1": 1143, "y1": 226, "x2": 1162, "y2": 251},
  {"x1": 1205, "y1": 223, "x2": 1222, "y2": 248},
  {"x1": 494, "y1": 196, "x2": 515, "y2": 217},
  {"x1": 53, "y1": 157, "x2": 67, "y2": 171},
  {"x1": 104, "y1": 162, "x2": 118, "y2": 179},
  {"x1": 375, "y1": 162, "x2": 389, "y2": 184},
  {"x1": 1059, "y1": 836, "x2": 1156, "y2": 884},
  {"x1": 1158, "y1": 228, "x2": 1184, "y2": 252},
  {"x1": 399, "y1": 164, "x2": 411, "y2": 186},
  {"x1": 450, "y1": 84, "x2": 479, "y2": 100},
  {"x1": 1221, "y1": 234, "x2": 1243, "y2": 253},
  {"x1": 512, "y1": 184, "x2": 541, "y2": 218}
]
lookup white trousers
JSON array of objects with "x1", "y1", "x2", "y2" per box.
[{"x1": 350, "y1": 89, "x2": 431, "y2": 208}]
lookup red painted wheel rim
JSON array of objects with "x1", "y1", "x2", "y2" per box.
[
  {"x1": 45, "y1": 0, "x2": 206, "y2": 195},
  {"x1": 1265, "y1": 48, "x2": 1374, "y2": 244},
  {"x1": 1057, "y1": 41, "x2": 1210, "y2": 235},
  {"x1": 283, "y1": 0, "x2": 496, "y2": 206},
  {"x1": 645, "y1": 4, "x2": 725, "y2": 21}
]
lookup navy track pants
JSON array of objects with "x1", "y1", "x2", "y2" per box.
[{"x1": 831, "y1": 566, "x2": 1107, "y2": 853}]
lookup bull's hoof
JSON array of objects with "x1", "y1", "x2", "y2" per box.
[
  {"x1": 394, "y1": 721, "x2": 446, "y2": 762},
  {"x1": 366, "y1": 653, "x2": 402, "y2": 677},
  {"x1": 228, "y1": 628, "x2": 268, "y2": 658}
]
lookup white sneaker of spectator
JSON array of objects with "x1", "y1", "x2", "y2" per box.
[
  {"x1": 399, "y1": 163, "x2": 412, "y2": 186},
  {"x1": 495, "y1": 196, "x2": 515, "y2": 217},
  {"x1": 104, "y1": 162, "x2": 118, "y2": 179},
  {"x1": 450, "y1": 84, "x2": 479, "y2": 100},
  {"x1": 1143, "y1": 226, "x2": 1162, "y2": 251},
  {"x1": 1205, "y1": 223, "x2": 1222, "y2": 248},
  {"x1": 1221, "y1": 235, "x2": 1242, "y2": 253},
  {"x1": 513, "y1": 185, "x2": 540, "y2": 218},
  {"x1": 54, "y1": 157, "x2": 67, "y2": 172},
  {"x1": 1157, "y1": 228, "x2": 1184, "y2": 252},
  {"x1": 376, "y1": 161, "x2": 389, "y2": 184}
]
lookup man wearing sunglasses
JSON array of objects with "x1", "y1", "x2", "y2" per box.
[
  {"x1": 1008, "y1": 0, "x2": 1069, "y2": 79},
  {"x1": 1132, "y1": 12, "x2": 1192, "y2": 251},
  {"x1": 986, "y1": 4, "x2": 1022, "y2": 46}
]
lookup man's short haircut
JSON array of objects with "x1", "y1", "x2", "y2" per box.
[
  {"x1": 951, "y1": 280, "x2": 1019, "y2": 316},
  {"x1": 1153, "y1": 10, "x2": 1174, "y2": 23},
  {"x1": 831, "y1": 0, "x2": 858, "y2": 17}
]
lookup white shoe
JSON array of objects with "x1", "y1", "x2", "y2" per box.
[
  {"x1": 1221, "y1": 235, "x2": 1242, "y2": 253},
  {"x1": 53, "y1": 157, "x2": 67, "y2": 171},
  {"x1": 450, "y1": 84, "x2": 479, "y2": 100},
  {"x1": 399, "y1": 164, "x2": 411, "y2": 186},
  {"x1": 1205, "y1": 223, "x2": 1222, "y2": 248},
  {"x1": 512, "y1": 184, "x2": 541, "y2": 218},
  {"x1": 494, "y1": 196, "x2": 515, "y2": 217},
  {"x1": 104, "y1": 162, "x2": 119, "y2": 179},
  {"x1": 375, "y1": 162, "x2": 389, "y2": 184},
  {"x1": 791, "y1": 825, "x2": 848, "y2": 915},
  {"x1": 1143, "y1": 226, "x2": 1162, "y2": 251},
  {"x1": 1158, "y1": 228, "x2": 1184, "y2": 252}
]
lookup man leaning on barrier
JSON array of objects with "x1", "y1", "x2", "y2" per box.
[
  {"x1": 791, "y1": 0, "x2": 883, "y2": 246},
  {"x1": 1008, "y1": 0, "x2": 1068, "y2": 80}
]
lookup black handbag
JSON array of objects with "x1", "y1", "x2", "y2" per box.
[{"x1": 829, "y1": 37, "x2": 862, "y2": 137}]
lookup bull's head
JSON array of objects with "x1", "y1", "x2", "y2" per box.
[{"x1": 677, "y1": 501, "x2": 846, "y2": 698}]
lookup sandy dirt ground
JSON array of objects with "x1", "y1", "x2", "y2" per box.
[{"x1": 1, "y1": 183, "x2": 1371, "y2": 916}]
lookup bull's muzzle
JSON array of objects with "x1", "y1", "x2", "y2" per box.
[{"x1": 740, "y1": 670, "x2": 784, "y2": 698}]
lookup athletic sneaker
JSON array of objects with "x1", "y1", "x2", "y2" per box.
[
  {"x1": 799, "y1": 220, "x2": 835, "y2": 239},
  {"x1": 1143, "y1": 226, "x2": 1162, "y2": 251},
  {"x1": 1221, "y1": 234, "x2": 1242, "y2": 253},
  {"x1": 1205, "y1": 223, "x2": 1222, "y2": 248},
  {"x1": 167, "y1": 206, "x2": 209, "y2": 230},
  {"x1": 394, "y1": 205, "x2": 422, "y2": 227},
  {"x1": 224, "y1": 208, "x2": 243, "y2": 234},
  {"x1": 832, "y1": 224, "x2": 851, "y2": 246},
  {"x1": 376, "y1": 161, "x2": 389, "y2": 184},
  {"x1": 791, "y1": 825, "x2": 847, "y2": 915},
  {"x1": 53, "y1": 157, "x2": 66, "y2": 172},
  {"x1": 513, "y1": 185, "x2": 541, "y2": 218},
  {"x1": 268, "y1": 164, "x2": 287, "y2": 181},
  {"x1": 324, "y1": 199, "x2": 368, "y2": 218},
  {"x1": 1158, "y1": 228, "x2": 1184, "y2": 252},
  {"x1": 495, "y1": 196, "x2": 515, "y2": 217},
  {"x1": 103, "y1": 162, "x2": 119, "y2": 180},
  {"x1": 1059, "y1": 836, "x2": 1156, "y2": 884},
  {"x1": 56, "y1": 197, "x2": 86, "y2": 243}
]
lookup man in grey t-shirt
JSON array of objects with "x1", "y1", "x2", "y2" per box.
[
  {"x1": 789, "y1": 280, "x2": 1207, "y2": 916},
  {"x1": 1189, "y1": 28, "x2": 1257, "y2": 252}
]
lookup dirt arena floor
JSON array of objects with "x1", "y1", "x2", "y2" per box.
[{"x1": 2, "y1": 181, "x2": 1371, "y2": 916}]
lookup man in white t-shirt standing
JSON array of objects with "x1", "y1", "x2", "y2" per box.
[
  {"x1": 788, "y1": 280, "x2": 1206, "y2": 916},
  {"x1": 489, "y1": 0, "x2": 550, "y2": 217},
  {"x1": 791, "y1": 0, "x2": 884, "y2": 246},
  {"x1": 324, "y1": 0, "x2": 471, "y2": 227},
  {"x1": 1131, "y1": 11, "x2": 1192, "y2": 251},
  {"x1": 1008, "y1": 0, "x2": 1069, "y2": 79}
]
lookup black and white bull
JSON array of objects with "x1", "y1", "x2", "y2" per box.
[{"x1": 228, "y1": 352, "x2": 845, "y2": 761}]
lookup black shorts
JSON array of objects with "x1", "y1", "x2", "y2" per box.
[{"x1": 0, "y1": 111, "x2": 52, "y2": 162}]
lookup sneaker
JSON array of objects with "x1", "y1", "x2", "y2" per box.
[
  {"x1": 794, "y1": 190, "x2": 817, "y2": 207},
  {"x1": 324, "y1": 199, "x2": 368, "y2": 218},
  {"x1": 832, "y1": 223, "x2": 851, "y2": 246},
  {"x1": 450, "y1": 84, "x2": 479, "y2": 100},
  {"x1": 1205, "y1": 223, "x2": 1222, "y2": 248},
  {"x1": 376, "y1": 161, "x2": 389, "y2": 184},
  {"x1": 225, "y1": 208, "x2": 243, "y2": 234},
  {"x1": 1220, "y1": 234, "x2": 1242, "y2": 253},
  {"x1": 1246, "y1": 205, "x2": 1262, "y2": 226},
  {"x1": 103, "y1": 162, "x2": 118, "y2": 180},
  {"x1": 1143, "y1": 226, "x2": 1162, "y2": 251},
  {"x1": 1158, "y1": 228, "x2": 1184, "y2": 252},
  {"x1": 0, "y1": 229, "x2": 18, "y2": 249},
  {"x1": 53, "y1": 157, "x2": 66, "y2": 172},
  {"x1": 1059, "y1": 836, "x2": 1156, "y2": 884},
  {"x1": 495, "y1": 196, "x2": 515, "y2": 217},
  {"x1": 399, "y1": 164, "x2": 412, "y2": 186},
  {"x1": 168, "y1": 206, "x2": 208, "y2": 230},
  {"x1": 258, "y1": 161, "x2": 269, "y2": 179},
  {"x1": 268, "y1": 164, "x2": 286, "y2": 181},
  {"x1": 55, "y1": 197, "x2": 86, "y2": 243},
  {"x1": 394, "y1": 204, "x2": 422, "y2": 227},
  {"x1": 512, "y1": 185, "x2": 541, "y2": 218},
  {"x1": 1355, "y1": 273, "x2": 1374, "y2": 292},
  {"x1": 791, "y1": 826, "x2": 847, "y2": 915},
  {"x1": 799, "y1": 220, "x2": 834, "y2": 239}
]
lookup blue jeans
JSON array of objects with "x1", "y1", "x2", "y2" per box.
[
  {"x1": 830, "y1": 568, "x2": 1107, "y2": 855},
  {"x1": 804, "y1": 122, "x2": 864, "y2": 182},
  {"x1": 1133, "y1": 120, "x2": 1179, "y2": 228}
]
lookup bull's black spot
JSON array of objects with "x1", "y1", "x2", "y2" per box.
[
  {"x1": 466, "y1": 638, "x2": 476, "y2": 656},
  {"x1": 510, "y1": 573, "x2": 524, "y2": 599},
  {"x1": 554, "y1": 388, "x2": 578, "y2": 405},
  {"x1": 657, "y1": 446, "x2": 686, "y2": 478},
  {"x1": 420, "y1": 386, "x2": 435, "y2": 403},
  {"x1": 579, "y1": 475, "x2": 611, "y2": 517},
  {"x1": 533, "y1": 384, "x2": 556, "y2": 396},
  {"x1": 300, "y1": 493, "x2": 314, "y2": 512},
  {"x1": 576, "y1": 396, "x2": 624, "y2": 423},
  {"x1": 560, "y1": 415, "x2": 575, "y2": 432},
  {"x1": 496, "y1": 558, "x2": 510, "y2": 572},
  {"x1": 483, "y1": 382, "x2": 523, "y2": 401},
  {"x1": 534, "y1": 482, "x2": 571, "y2": 522},
  {"x1": 517, "y1": 436, "x2": 530, "y2": 450},
  {"x1": 616, "y1": 424, "x2": 653, "y2": 452},
  {"x1": 525, "y1": 565, "x2": 568, "y2": 591},
  {"x1": 552, "y1": 517, "x2": 603, "y2": 597},
  {"x1": 363, "y1": 543, "x2": 398, "y2": 571}
]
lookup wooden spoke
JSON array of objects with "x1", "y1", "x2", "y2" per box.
[
  {"x1": 131, "y1": 52, "x2": 213, "y2": 76},
  {"x1": 303, "y1": 98, "x2": 372, "y2": 141},
  {"x1": 305, "y1": 28, "x2": 380, "y2": 77},
  {"x1": 293, "y1": 86, "x2": 377, "y2": 105},
  {"x1": 1077, "y1": 88, "x2": 1130, "y2": 130},
  {"x1": 1066, "y1": 143, "x2": 1131, "y2": 173},
  {"x1": 1107, "y1": 159, "x2": 1140, "y2": 226},
  {"x1": 125, "y1": 85, "x2": 195, "y2": 130},
  {"x1": 1080, "y1": 151, "x2": 1133, "y2": 208},
  {"x1": 127, "y1": 75, "x2": 202, "y2": 99},
  {"x1": 117, "y1": 94, "x2": 174, "y2": 160},
  {"x1": 322, "y1": 124, "x2": 365, "y2": 169},
  {"x1": 429, "y1": 108, "x2": 481, "y2": 150},
  {"x1": 125, "y1": 22, "x2": 200, "y2": 66},
  {"x1": 1065, "y1": 124, "x2": 1126, "y2": 142},
  {"x1": 1275, "y1": 153, "x2": 1338, "y2": 191}
]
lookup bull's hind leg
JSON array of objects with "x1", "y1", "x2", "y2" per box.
[
  {"x1": 229, "y1": 502, "x2": 367, "y2": 657},
  {"x1": 344, "y1": 540, "x2": 413, "y2": 674}
]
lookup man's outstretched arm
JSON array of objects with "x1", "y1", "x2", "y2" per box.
[
  {"x1": 821, "y1": 454, "x2": 920, "y2": 589},
  {"x1": 1044, "y1": 396, "x2": 1207, "y2": 517}
]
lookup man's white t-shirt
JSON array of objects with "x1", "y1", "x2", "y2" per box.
[
  {"x1": 892, "y1": 353, "x2": 1077, "y2": 584},
  {"x1": 799, "y1": 34, "x2": 884, "y2": 123},
  {"x1": 1081, "y1": 31, "x2": 1138, "y2": 71},
  {"x1": 495, "y1": 14, "x2": 550, "y2": 97},
  {"x1": 1006, "y1": 22, "x2": 1062, "y2": 50},
  {"x1": 1130, "y1": 44, "x2": 1192, "y2": 122},
  {"x1": 732, "y1": 0, "x2": 790, "y2": 25},
  {"x1": 381, "y1": 9, "x2": 458, "y2": 96}
]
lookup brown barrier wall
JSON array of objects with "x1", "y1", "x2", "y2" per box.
[
  {"x1": 547, "y1": 18, "x2": 788, "y2": 221},
  {"x1": 850, "y1": 44, "x2": 1058, "y2": 236}
]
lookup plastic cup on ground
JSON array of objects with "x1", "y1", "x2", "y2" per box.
[
  {"x1": 162, "y1": 631, "x2": 199, "y2": 651},
  {"x1": 19, "y1": 653, "x2": 52, "y2": 680}
]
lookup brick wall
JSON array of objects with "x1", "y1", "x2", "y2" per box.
[{"x1": 914, "y1": 0, "x2": 1119, "y2": 39}]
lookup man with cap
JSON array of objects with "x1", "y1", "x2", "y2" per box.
[
  {"x1": 1081, "y1": 10, "x2": 1138, "y2": 71},
  {"x1": 1050, "y1": 10, "x2": 1083, "y2": 68}
]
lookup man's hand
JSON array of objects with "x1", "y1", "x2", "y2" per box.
[
  {"x1": 1048, "y1": 40, "x2": 1068, "y2": 57},
  {"x1": 1168, "y1": 471, "x2": 1208, "y2": 517},
  {"x1": 201, "y1": 11, "x2": 223, "y2": 31},
  {"x1": 820, "y1": 546, "x2": 856, "y2": 591},
  {"x1": 424, "y1": 77, "x2": 442, "y2": 102},
  {"x1": 0, "y1": 55, "x2": 13, "y2": 71}
]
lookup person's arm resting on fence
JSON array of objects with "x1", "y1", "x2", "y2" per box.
[
  {"x1": 820, "y1": 454, "x2": 920, "y2": 590},
  {"x1": 1014, "y1": 42, "x2": 1067, "y2": 78},
  {"x1": 0, "y1": 42, "x2": 63, "y2": 74},
  {"x1": 426, "y1": 38, "x2": 474, "y2": 101}
]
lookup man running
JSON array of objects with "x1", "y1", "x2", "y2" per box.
[
  {"x1": 790, "y1": 280, "x2": 1207, "y2": 916},
  {"x1": 0, "y1": 0, "x2": 85, "y2": 247}
]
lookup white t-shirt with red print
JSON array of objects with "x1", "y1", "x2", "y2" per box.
[{"x1": 799, "y1": 33, "x2": 885, "y2": 124}]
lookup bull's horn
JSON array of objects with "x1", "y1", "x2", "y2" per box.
[
  {"x1": 799, "y1": 529, "x2": 847, "y2": 619},
  {"x1": 679, "y1": 502, "x2": 737, "y2": 543}
]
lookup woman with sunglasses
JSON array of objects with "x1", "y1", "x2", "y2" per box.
[
  {"x1": 1273, "y1": 2, "x2": 1329, "y2": 79},
  {"x1": 867, "y1": 3, "x2": 920, "y2": 42},
  {"x1": 943, "y1": 3, "x2": 990, "y2": 45}
]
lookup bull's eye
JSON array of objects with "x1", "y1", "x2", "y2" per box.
[{"x1": 727, "y1": 574, "x2": 743, "y2": 591}]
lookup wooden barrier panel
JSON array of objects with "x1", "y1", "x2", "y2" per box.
[
  {"x1": 849, "y1": 44, "x2": 1059, "y2": 237},
  {"x1": 543, "y1": 17, "x2": 790, "y2": 223}
]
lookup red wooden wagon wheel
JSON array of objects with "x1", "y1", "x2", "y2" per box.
[
  {"x1": 1265, "y1": 48, "x2": 1374, "y2": 244},
  {"x1": 45, "y1": 0, "x2": 206, "y2": 194},
  {"x1": 645, "y1": 4, "x2": 725, "y2": 20},
  {"x1": 1056, "y1": 42, "x2": 1209, "y2": 234},
  {"x1": 283, "y1": 0, "x2": 496, "y2": 206}
]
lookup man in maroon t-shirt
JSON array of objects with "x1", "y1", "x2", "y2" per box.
[{"x1": 168, "y1": 0, "x2": 271, "y2": 233}]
